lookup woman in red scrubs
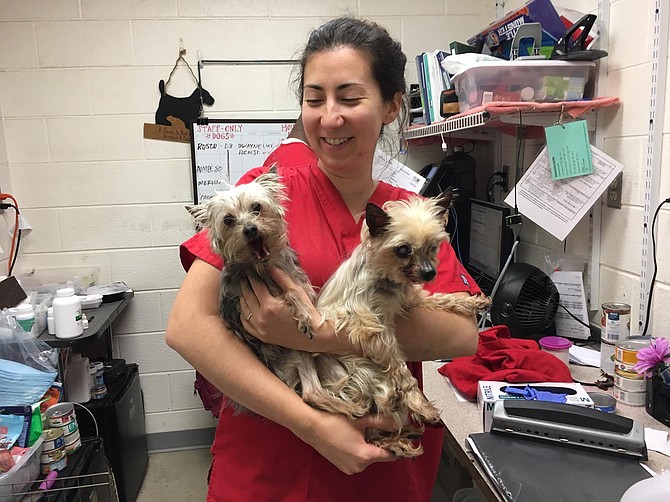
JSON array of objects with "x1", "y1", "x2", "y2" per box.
[{"x1": 166, "y1": 17, "x2": 481, "y2": 502}]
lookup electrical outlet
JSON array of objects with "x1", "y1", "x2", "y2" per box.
[{"x1": 607, "y1": 172, "x2": 623, "y2": 208}]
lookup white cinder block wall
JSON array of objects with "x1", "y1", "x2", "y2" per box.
[{"x1": 0, "y1": 0, "x2": 668, "y2": 440}]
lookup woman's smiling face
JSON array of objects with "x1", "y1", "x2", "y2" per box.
[{"x1": 301, "y1": 46, "x2": 400, "y2": 178}]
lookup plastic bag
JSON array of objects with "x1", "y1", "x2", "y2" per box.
[{"x1": 0, "y1": 309, "x2": 58, "y2": 373}]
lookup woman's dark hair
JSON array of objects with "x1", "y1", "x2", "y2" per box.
[{"x1": 297, "y1": 17, "x2": 407, "y2": 108}]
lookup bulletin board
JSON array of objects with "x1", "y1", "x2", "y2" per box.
[{"x1": 190, "y1": 119, "x2": 294, "y2": 204}]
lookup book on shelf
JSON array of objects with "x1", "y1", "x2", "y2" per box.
[{"x1": 415, "y1": 49, "x2": 451, "y2": 125}]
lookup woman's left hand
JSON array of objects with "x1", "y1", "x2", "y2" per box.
[{"x1": 240, "y1": 268, "x2": 338, "y2": 352}]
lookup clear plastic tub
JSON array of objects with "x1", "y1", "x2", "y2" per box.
[
  {"x1": 16, "y1": 267, "x2": 99, "y2": 296},
  {"x1": 0, "y1": 435, "x2": 44, "y2": 501},
  {"x1": 539, "y1": 335, "x2": 573, "y2": 366},
  {"x1": 453, "y1": 60, "x2": 596, "y2": 113}
]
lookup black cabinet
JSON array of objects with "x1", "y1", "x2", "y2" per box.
[{"x1": 77, "y1": 364, "x2": 148, "y2": 502}]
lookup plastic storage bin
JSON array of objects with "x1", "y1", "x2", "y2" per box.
[
  {"x1": 0, "y1": 435, "x2": 44, "y2": 501},
  {"x1": 453, "y1": 60, "x2": 596, "y2": 113}
]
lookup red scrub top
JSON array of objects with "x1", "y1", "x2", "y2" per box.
[
  {"x1": 180, "y1": 163, "x2": 480, "y2": 502},
  {"x1": 262, "y1": 139, "x2": 318, "y2": 168}
]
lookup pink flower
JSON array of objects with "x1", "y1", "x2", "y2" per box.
[{"x1": 634, "y1": 337, "x2": 670, "y2": 378}]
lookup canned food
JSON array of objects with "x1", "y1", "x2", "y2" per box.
[
  {"x1": 600, "y1": 339, "x2": 616, "y2": 375},
  {"x1": 587, "y1": 392, "x2": 617, "y2": 413},
  {"x1": 40, "y1": 454, "x2": 67, "y2": 475},
  {"x1": 614, "y1": 372, "x2": 647, "y2": 393},
  {"x1": 63, "y1": 428, "x2": 81, "y2": 454},
  {"x1": 614, "y1": 359, "x2": 642, "y2": 376},
  {"x1": 46, "y1": 402, "x2": 76, "y2": 427},
  {"x1": 615, "y1": 338, "x2": 651, "y2": 365},
  {"x1": 40, "y1": 444, "x2": 65, "y2": 464},
  {"x1": 42, "y1": 428, "x2": 65, "y2": 452},
  {"x1": 613, "y1": 386, "x2": 646, "y2": 406},
  {"x1": 91, "y1": 383, "x2": 108, "y2": 400},
  {"x1": 601, "y1": 302, "x2": 631, "y2": 342}
]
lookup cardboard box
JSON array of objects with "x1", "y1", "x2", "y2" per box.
[
  {"x1": 477, "y1": 381, "x2": 594, "y2": 431},
  {"x1": 467, "y1": 0, "x2": 566, "y2": 60}
]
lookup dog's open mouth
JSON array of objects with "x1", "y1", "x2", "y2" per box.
[{"x1": 248, "y1": 237, "x2": 270, "y2": 262}]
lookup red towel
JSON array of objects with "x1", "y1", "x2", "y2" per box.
[{"x1": 439, "y1": 325, "x2": 573, "y2": 400}]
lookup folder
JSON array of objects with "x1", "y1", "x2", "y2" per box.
[{"x1": 467, "y1": 432, "x2": 652, "y2": 502}]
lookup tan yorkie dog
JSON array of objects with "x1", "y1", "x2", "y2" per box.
[
  {"x1": 187, "y1": 166, "x2": 363, "y2": 416},
  {"x1": 308, "y1": 189, "x2": 491, "y2": 457}
]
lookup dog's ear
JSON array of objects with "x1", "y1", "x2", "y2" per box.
[
  {"x1": 434, "y1": 187, "x2": 456, "y2": 231},
  {"x1": 366, "y1": 203, "x2": 390, "y2": 237},
  {"x1": 255, "y1": 164, "x2": 286, "y2": 203},
  {"x1": 186, "y1": 202, "x2": 208, "y2": 226},
  {"x1": 436, "y1": 186, "x2": 455, "y2": 212},
  {"x1": 256, "y1": 164, "x2": 280, "y2": 184}
]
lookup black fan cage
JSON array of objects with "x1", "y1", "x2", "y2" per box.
[{"x1": 515, "y1": 268, "x2": 560, "y2": 330}]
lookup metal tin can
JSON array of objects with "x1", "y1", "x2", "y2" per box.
[
  {"x1": 40, "y1": 453, "x2": 67, "y2": 474},
  {"x1": 63, "y1": 427, "x2": 81, "y2": 454},
  {"x1": 601, "y1": 302, "x2": 631, "y2": 342},
  {"x1": 615, "y1": 337, "x2": 651, "y2": 365},
  {"x1": 587, "y1": 392, "x2": 617, "y2": 413},
  {"x1": 42, "y1": 428, "x2": 65, "y2": 452},
  {"x1": 600, "y1": 339, "x2": 616, "y2": 375},
  {"x1": 613, "y1": 386, "x2": 646, "y2": 406},
  {"x1": 614, "y1": 371, "x2": 647, "y2": 393},
  {"x1": 91, "y1": 383, "x2": 108, "y2": 400},
  {"x1": 45, "y1": 402, "x2": 76, "y2": 427}
]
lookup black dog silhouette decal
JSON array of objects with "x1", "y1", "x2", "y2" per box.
[{"x1": 155, "y1": 79, "x2": 215, "y2": 128}]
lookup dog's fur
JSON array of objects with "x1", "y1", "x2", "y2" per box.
[
  {"x1": 187, "y1": 167, "x2": 356, "y2": 416},
  {"x1": 189, "y1": 172, "x2": 490, "y2": 457},
  {"x1": 309, "y1": 191, "x2": 491, "y2": 457}
]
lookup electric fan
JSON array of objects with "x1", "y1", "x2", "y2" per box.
[{"x1": 490, "y1": 262, "x2": 560, "y2": 340}]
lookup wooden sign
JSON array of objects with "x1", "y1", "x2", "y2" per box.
[{"x1": 143, "y1": 116, "x2": 191, "y2": 144}]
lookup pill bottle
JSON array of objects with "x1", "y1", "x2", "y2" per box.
[
  {"x1": 53, "y1": 287, "x2": 84, "y2": 339},
  {"x1": 15, "y1": 302, "x2": 37, "y2": 337},
  {"x1": 47, "y1": 307, "x2": 56, "y2": 335}
]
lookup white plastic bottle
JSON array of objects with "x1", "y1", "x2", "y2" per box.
[
  {"x1": 47, "y1": 307, "x2": 56, "y2": 335},
  {"x1": 53, "y1": 287, "x2": 84, "y2": 339},
  {"x1": 15, "y1": 302, "x2": 37, "y2": 337},
  {"x1": 65, "y1": 353, "x2": 91, "y2": 403}
]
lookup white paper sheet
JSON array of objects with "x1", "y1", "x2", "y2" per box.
[
  {"x1": 373, "y1": 151, "x2": 425, "y2": 194},
  {"x1": 644, "y1": 427, "x2": 670, "y2": 457},
  {"x1": 504, "y1": 145, "x2": 624, "y2": 241},
  {"x1": 550, "y1": 270, "x2": 590, "y2": 340},
  {"x1": 569, "y1": 345, "x2": 600, "y2": 367}
]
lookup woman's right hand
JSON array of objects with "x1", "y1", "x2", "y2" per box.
[{"x1": 296, "y1": 410, "x2": 398, "y2": 474}]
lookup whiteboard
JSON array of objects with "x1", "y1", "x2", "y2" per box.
[{"x1": 190, "y1": 119, "x2": 294, "y2": 203}]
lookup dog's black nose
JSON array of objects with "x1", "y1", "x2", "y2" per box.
[
  {"x1": 243, "y1": 224, "x2": 258, "y2": 238},
  {"x1": 420, "y1": 266, "x2": 436, "y2": 281}
]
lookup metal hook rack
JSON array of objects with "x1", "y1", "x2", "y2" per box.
[{"x1": 195, "y1": 57, "x2": 299, "y2": 117}]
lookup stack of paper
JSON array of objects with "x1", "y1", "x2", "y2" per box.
[
  {"x1": 0, "y1": 359, "x2": 57, "y2": 406},
  {"x1": 569, "y1": 345, "x2": 600, "y2": 367}
]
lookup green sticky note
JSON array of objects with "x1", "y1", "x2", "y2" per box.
[{"x1": 544, "y1": 120, "x2": 593, "y2": 180}]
